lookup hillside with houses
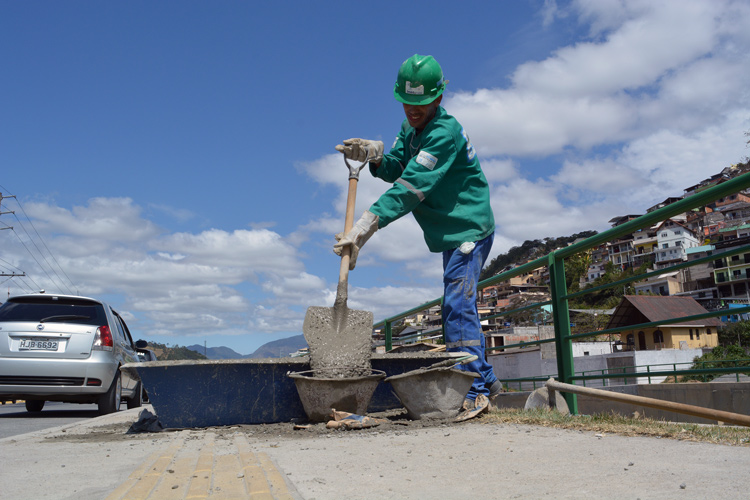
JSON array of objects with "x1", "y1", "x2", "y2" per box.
[{"x1": 385, "y1": 160, "x2": 750, "y2": 374}]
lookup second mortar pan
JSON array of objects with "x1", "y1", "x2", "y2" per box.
[{"x1": 386, "y1": 365, "x2": 478, "y2": 420}]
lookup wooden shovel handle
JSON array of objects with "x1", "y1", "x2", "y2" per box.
[{"x1": 339, "y1": 176, "x2": 359, "y2": 283}]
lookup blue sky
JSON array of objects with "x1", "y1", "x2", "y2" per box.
[{"x1": 1, "y1": 0, "x2": 749, "y2": 355}]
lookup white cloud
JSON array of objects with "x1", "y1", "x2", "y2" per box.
[
  {"x1": 553, "y1": 158, "x2": 643, "y2": 196},
  {"x1": 261, "y1": 271, "x2": 329, "y2": 306},
  {"x1": 153, "y1": 228, "x2": 302, "y2": 276},
  {"x1": 492, "y1": 178, "x2": 593, "y2": 242},
  {"x1": 2, "y1": 196, "x2": 317, "y2": 342},
  {"x1": 27, "y1": 197, "x2": 161, "y2": 242},
  {"x1": 448, "y1": 88, "x2": 636, "y2": 156},
  {"x1": 540, "y1": 0, "x2": 562, "y2": 27},
  {"x1": 447, "y1": 0, "x2": 750, "y2": 160},
  {"x1": 481, "y1": 158, "x2": 518, "y2": 184},
  {"x1": 344, "y1": 284, "x2": 442, "y2": 321},
  {"x1": 516, "y1": 1, "x2": 718, "y2": 97}
]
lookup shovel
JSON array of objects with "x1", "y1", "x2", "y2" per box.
[{"x1": 302, "y1": 154, "x2": 373, "y2": 378}]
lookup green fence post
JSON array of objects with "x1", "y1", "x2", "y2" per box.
[
  {"x1": 549, "y1": 251, "x2": 578, "y2": 414},
  {"x1": 384, "y1": 320, "x2": 392, "y2": 352}
]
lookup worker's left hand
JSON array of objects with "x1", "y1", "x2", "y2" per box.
[
  {"x1": 335, "y1": 139, "x2": 384, "y2": 164},
  {"x1": 333, "y1": 210, "x2": 379, "y2": 270}
]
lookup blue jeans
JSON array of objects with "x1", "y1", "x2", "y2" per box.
[{"x1": 442, "y1": 233, "x2": 497, "y2": 400}]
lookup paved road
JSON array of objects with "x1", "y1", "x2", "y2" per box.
[{"x1": 0, "y1": 401, "x2": 103, "y2": 439}]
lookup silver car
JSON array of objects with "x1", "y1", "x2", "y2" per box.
[{"x1": 0, "y1": 293, "x2": 142, "y2": 414}]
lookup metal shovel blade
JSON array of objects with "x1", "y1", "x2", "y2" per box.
[{"x1": 302, "y1": 304, "x2": 373, "y2": 378}]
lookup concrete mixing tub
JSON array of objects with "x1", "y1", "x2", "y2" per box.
[{"x1": 121, "y1": 352, "x2": 460, "y2": 428}]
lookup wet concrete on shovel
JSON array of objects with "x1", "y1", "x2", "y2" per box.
[{"x1": 301, "y1": 302, "x2": 373, "y2": 378}]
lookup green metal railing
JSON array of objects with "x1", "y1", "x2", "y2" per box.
[
  {"x1": 502, "y1": 358, "x2": 750, "y2": 391},
  {"x1": 373, "y1": 171, "x2": 750, "y2": 414}
]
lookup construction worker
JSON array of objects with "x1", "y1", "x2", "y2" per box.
[{"x1": 334, "y1": 54, "x2": 502, "y2": 414}]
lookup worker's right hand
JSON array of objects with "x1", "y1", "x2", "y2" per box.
[{"x1": 335, "y1": 139, "x2": 384, "y2": 164}]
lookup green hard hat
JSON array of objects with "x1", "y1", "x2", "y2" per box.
[{"x1": 394, "y1": 54, "x2": 446, "y2": 105}]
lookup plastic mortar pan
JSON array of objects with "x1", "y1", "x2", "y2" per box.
[
  {"x1": 288, "y1": 368, "x2": 386, "y2": 422},
  {"x1": 386, "y1": 366, "x2": 479, "y2": 420}
]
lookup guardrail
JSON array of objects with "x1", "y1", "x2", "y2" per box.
[
  {"x1": 373, "y1": 171, "x2": 750, "y2": 414},
  {"x1": 501, "y1": 358, "x2": 750, "y2": 391}
]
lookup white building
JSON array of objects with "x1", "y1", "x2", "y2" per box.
[{"x1": 655, "y1": 219, "x2": 700, "y2": 267}]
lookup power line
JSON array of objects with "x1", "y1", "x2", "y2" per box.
[
  {"x1": 11, "y1": 199, "x2": 77, "y2": 293},
  {"x1": 10, "y1": 213, "x2": 74, "y2": 294},
  {"x1": 0, "y1": 188, "x2": 75, "y2": 294},
  {"x1": 0, "y1": 257, "x2": 37, "y2": 294}
]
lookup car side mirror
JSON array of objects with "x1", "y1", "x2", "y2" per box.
[{"x1": 135, "y1": 339, "x2": 148, "y2": 349}]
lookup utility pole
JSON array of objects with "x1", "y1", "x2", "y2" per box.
[
  {"x1": 0, "y1": 193, "x2": 23, "y2": 279},
  {"x1": 0, "y1": 192, "x2": 16, "y2": 216},
  {"x1": 0, "y1": 192, "x2": 16, "y2": 230}
]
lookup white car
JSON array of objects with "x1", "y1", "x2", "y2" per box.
[{"x1": 0, "y1": 293, "x2": 142, "y2": 414}]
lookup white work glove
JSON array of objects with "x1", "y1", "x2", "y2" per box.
[
  {"x1": 335, "y1": 138, "x2": 384, "y2": 164},
  {"x1": 333, "y1": 210, "x2": 379, "y2": 270}
]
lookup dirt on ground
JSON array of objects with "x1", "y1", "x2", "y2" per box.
[{"x1": 46, "y1": 407, "x2": 463, "y2": 445}]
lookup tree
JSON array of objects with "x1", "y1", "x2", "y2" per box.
[
  {"x1": 570, "y1": 310, "x2": 610, "y2": 338},
  {"x1": 686, "y1": 345, "x2": 749, "y2": 382},
  {"x1": 480, "y1": 230, "x2": 598, "y2": 281},
  {"x1": 572, "y1": 261, "x2": 647, "y2": 309},
  {"x1": 718, "y1": 321, "x2": 750, "y2": 348},
  {"x1": 565, "y1": 250, "x2": 591, "y2": 293}
]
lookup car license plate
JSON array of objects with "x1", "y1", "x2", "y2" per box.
[{"x1": 19, "y1": 339, "x2": 59, "y2": 351}]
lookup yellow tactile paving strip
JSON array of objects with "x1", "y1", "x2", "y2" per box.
[{"x1": 105, "y1": 432, "x2": 298, "y2": 500}]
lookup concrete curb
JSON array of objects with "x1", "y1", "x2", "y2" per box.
[{"x1": 0, "y1": 405, "x2": 146, "y2": 445}]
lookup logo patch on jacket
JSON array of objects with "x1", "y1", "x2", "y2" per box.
[{"x1": 416, "y1": 151, "x2": 438, "y2": 170}]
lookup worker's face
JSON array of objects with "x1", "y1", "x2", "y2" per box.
[{"x1": 403, "y1": 95, "x2": 442, "y2": 131}]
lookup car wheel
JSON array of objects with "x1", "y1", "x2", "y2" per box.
[
  {"x1": 25, "y1": 400, "x2": 45, "y2": 412},
  {"x1": 127, "y1": 381, "x2": 143, "y2": 409},
  {"x1": 98, "y1": 372, "x2": 122, "y2": 415}
]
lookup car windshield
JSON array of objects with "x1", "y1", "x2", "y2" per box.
[{"x1": 0, "y1": 298, "x2": 106, "y2": 327}]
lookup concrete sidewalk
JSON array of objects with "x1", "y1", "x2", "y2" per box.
[{"x1": 1, "y1": 405, "x2": 749, "y2": 499}]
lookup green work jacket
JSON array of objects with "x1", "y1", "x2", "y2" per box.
[{"x1": 369, "y1": 106, "x2": 495, "y2": 253}]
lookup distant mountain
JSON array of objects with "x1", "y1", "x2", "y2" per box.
[
  {"x1": 186, "y1": 344, "x2": 244, "y2": 360},
  {"x1": 185, "y1": 335, "x2": 308, "y2": 360},
  {"x1": 246, "y1": 335, "x2": 308, "y2": 359}
]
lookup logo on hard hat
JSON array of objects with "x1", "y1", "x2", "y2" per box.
[{"x1": 405, "y1": 81, "x2": 424, "y2": 95}]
